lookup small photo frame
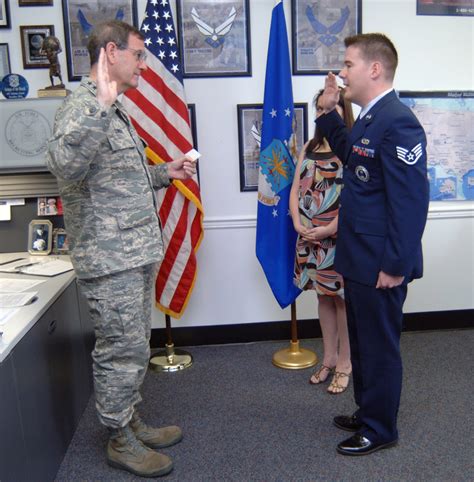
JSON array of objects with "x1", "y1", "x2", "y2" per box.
[
  {"x1": 37, "y1": 196, "x2": 63, "y2": 216},
  {"x1": 19, "y1": 0, "x2": 53, "y2": 6},
  {"x1": 292, "y1": 0, "x2": 362, "y2": 75},
  {"x1": 52, "y1": 228, "x2": 69, "y2": 254},
  {"x1": 237, "y1": 103, "x2": 308, "y2": 192},
  {"x1": 20, "y1": 25, "x2": 55, "y2": 69},
  {"x1": 28, "y1": 219, "x2": 53, "y2": 255},
  {"x1": 177, "y1": 0, "x2": 252, "y2": 78},
  {"x1": 0, "y1": 43, "x2": 11, "y2": 78},
  {"x1": 0, "y1": 0, "x2": 11, "y2": 29}
]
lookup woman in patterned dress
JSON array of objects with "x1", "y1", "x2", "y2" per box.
[{"x1": 290, "y1": 89, "x2": 354, "y2": 394}]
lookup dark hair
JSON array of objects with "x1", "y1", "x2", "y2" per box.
[
  {"x1": 87, "y1": 20, "x2": 143, "y2": 66},
  {"x1": 306, "y1": 88, "x2": 354, "y2": 154},
  {"x1": 344, "y1": 33, "x2": 398, "y2": 81}
]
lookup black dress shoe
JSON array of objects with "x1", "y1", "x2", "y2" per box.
[
  {"x1": 337, "y1": 434, "x2": 398, "y2": 456},
  {"x1": 333, "y1": 415, "x2": 363, "y2": 432}
]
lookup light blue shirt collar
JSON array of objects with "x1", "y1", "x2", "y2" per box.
[{"x1": 359, "y1": 88, "x2": 394, "y2": 119}]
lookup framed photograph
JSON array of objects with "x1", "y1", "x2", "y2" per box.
[
  {"x1": 176, "y1": 0, "x2": 252, "y2": 78},
  {"x1": 398, "y1": 91, "x2": 474, "y2": 202},
  {"x1": 237, "y1": 103, "x2": 308, "y2": 192},
  {"x1": 28, "y1": 219, "x2": 53, "y2": 255},
  {"x1": 417, "y1": 0, "x2": 474, "y2": 16},
  {"x1": 0, "y1": 43, "x2": 11, "y2": 78},
  {"x1": 52, "y1": 228, "x2": 69, "y2": 254},
  {"x1": 20, "y1": 25, "x2": 55, "y2": 69},
  {"x1": 19, "y1": 0, "x2": 53, "y2": 6},
  {"x1": 0, "y1": 0, "x2": 11, "y2": 29},
  {"x1": 37, "y1": 196, "x2": 63, "y2": 216},
  {"x1": 62, "y1": 0, "x2": 138, "y2": 81},
  {"x1": 292, "y1": 0, "x2": 362, "y2": 75}
]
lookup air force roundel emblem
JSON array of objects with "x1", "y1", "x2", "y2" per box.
[{"x1": 355, "y1": 165, "x2": 370, "y2": 182}]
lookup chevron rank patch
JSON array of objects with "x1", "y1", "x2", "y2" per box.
[{"x1": 396, "y1": 143, "x2": 423, "y2": 165}]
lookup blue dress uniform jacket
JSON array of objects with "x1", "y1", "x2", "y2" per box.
[
  {"x1": 318, "y1": 90, "x2": 430, "y2": 444},
  {"x1": 318, "y1": 90, "x2": 429, "y2": 285}
]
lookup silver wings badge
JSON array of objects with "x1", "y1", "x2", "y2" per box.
[{"x1": 191, "y1": 7, "x2": 237, "y2": 48}]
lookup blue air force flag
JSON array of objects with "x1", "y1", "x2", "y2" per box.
[{"x1": 256, "y1": 1, "x2": 301, "y2": 309}]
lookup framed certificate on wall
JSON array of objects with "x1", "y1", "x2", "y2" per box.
[{"x1": 0, "y1": 98, "x2": 63, "y2": 172}]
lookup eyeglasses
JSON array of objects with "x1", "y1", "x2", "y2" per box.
[{"x1": 123, "y1": 47, "x2": 147, "y2": 62}]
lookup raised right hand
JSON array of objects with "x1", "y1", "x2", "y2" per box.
[
  {"x1": 96, "y1": 48, "x2": 117, "y2": 108},
  {"x1": 318, "y1": 72, "x2": 340, "y2": 114}
]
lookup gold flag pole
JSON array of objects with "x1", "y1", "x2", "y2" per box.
[
  {"x1": 272, "y1": 302, "x2": 318, "y2": 369},
  {"x1": 149, "y1": 314, "x2": 193, "y2": 372}
]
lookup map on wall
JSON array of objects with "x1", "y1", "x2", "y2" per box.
[{"x1": 399, "y1": 91, "x2": 474, "y2": 202}]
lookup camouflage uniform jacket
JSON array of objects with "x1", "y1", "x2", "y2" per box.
[{"x1": 46, "y1": 77, "x2": 170, "y2": 279}]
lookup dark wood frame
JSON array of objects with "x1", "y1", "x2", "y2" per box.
[
  {"x1": 237, "y1": 103, "x2": 308, "y2": 192},
  {"x1": 62, "y1": 0, "x2": 138, "y2": 81},
  {"x1": 20, "y1": 24, "x2": 55, "y2": 69},
  {"x1": 0, "y1": 0, "x2": 11, "y2": 29},
  {"x1": 19, "y1": 0, "x2": 53, "y2": 6},
  {"x1": 291, "y1": 0, "x2": 362, "y2": 75},
  {"x1": 176, "y1": 0, "x2": 252, "y2": 78}
]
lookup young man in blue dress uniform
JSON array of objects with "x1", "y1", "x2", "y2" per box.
[{"x1": 317, "y1": 33, "x2": 430, "y2": 455}]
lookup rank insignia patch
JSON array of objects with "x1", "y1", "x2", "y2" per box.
[{"x1": 396, "y1": 143, "x2": 423, "y2": 165}]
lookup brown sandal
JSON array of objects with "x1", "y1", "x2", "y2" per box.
[
  {"x1": 327, "y1": 371, "x2": 351, "y2": 394},
  {"x1": 309, "y1": 365, "x2": 334, "y2": 385}
]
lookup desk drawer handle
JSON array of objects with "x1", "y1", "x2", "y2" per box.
[{"x1": 48, "y1": 319, "x2": 57, "y2": 335}]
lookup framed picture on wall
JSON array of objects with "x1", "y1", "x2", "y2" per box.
[
  {"x1": 0, "y1": 43, "x2": 11, "y2": 77},
  {"x1": 176, "y1": 0, "x2": 252, "y2": 78},
  {"x1": 62, "y1": 0, "x2": 138, "y2": 81},
  {"x1": 19, "y1": 0, "x2": 53, "y2": 6},
  {"x1": 20, "y1": 25, "x2": 55, "y2": 69},
  {"x1": 237, "y1": 103, "x2": 308, "y2": 192},
  {"x1": 28, "y1": 219, "x2": 53, "y2": 255},
  {"x1": 0, "y1": 0, "x2": 11, "y2": 29},
  {"x1": 417, "y1": 0, "x2": 474, "y2": 16},
  {"x1": 292, "y1": 0, "x2": 362, "y2": 75}
]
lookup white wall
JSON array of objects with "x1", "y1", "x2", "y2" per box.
[{"x1": 1, "y1": 1, "x2": 473, "y2": 328}]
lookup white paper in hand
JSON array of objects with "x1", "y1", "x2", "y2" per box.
[{"x1": 185, "y1": 149, "x2": 201, "y2": 161}]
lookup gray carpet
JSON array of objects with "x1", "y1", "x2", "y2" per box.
[{"x1": 56, "y1": 329, "x2": 474, "y2": 481}]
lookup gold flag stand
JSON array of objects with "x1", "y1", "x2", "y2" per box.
[
  {"x1": 273, "y1": 302, "x2": 318, "y2": 369},
  {"x1": 149, "y1": 314, "x2": 193, "y2": 372}
]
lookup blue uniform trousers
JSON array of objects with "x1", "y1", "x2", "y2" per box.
[{"x1": 344, "y1": 278, "x2": 408, "y2": 444}]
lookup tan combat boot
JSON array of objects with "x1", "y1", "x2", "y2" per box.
[
  {"x1": 130, "y1": 411, "x2": 183, "y2": 449},
  {"x1": 107, "y1": 425, "x2": 173, "y2": 477}
]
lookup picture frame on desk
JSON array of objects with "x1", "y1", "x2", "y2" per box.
[
  {"x1": 0, "y1": 0, "x2": 11, "y2": 29},
  {"x1": 62, "y1": 0, "x2": 138, "y2": 81},
  {"x1": 20, "y1": 25, "x2": 55, "y2": 69},
  {"x1": 28, "y1": 219, "x2": 53, "y2": 256},
  {"x1": 0, "y1": 43, "x2": 11, "y2": 78},
  {"x1": 52, "y1": 228, "x2": 69, "y2": 254}
]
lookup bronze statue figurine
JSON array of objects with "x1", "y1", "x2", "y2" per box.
[{"x1": 40, "y1": 36, "x2": 65, "y2": 89}]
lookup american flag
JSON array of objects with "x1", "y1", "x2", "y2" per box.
[{"x1": 122, "y1": 0, "x2": 203, "y2": 318}]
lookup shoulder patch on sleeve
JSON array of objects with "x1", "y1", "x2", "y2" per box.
[{"x1": 396, "y1": 143, "x2": 423, "y2": 165}]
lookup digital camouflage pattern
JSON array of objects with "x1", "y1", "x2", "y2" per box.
[
  {"x1": 78, "y1": 264, "x2": 155, "y2": 428},
  {"x1": 46, "y1": 77, "x2": 170, "y2": 279}
]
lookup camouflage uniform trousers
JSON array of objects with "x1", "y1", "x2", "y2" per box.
[{"x1": 78, "y1": 263, "x2": 157, "y2": 429}]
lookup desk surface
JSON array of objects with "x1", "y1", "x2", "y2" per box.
[{"x1": 0, "y1": 252, "x2": 76, "y2": 363}]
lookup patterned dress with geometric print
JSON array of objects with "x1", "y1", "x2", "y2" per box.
[{"x1": 293, "y1": 151, "x2": 344, "y2": 297}]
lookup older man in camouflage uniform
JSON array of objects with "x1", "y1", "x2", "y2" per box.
[{"x1": 46, "y1": 20, "x2": 196, "y2": 478}]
